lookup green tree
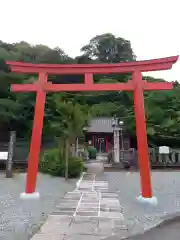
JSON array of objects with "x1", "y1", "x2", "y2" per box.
[
  {"x1": 46, "y1": 94, "x2": 89, "y2": 179},
  {"x1": 81, "y1": 33, "x2": 136, "y2": 63},
  {"x1": 0, "y1": 36, "x2": 180, "y2": 148}
]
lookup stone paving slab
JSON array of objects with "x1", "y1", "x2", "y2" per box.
[
  {"x1": 64, "y1": 235, "x2": 105, "y2": 240},
  {"x1": 31, "y1": 171, "x2": 128, "y2": 239},
  {"x1": 30, "y1": 168, "x2": 180, "y2": 239}
]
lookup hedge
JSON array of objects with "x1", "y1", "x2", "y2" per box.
[{"x1": 39, "y1": 148, "x2": 84, "y2": 178}]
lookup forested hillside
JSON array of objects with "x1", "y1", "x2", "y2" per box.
[{"x1": 0, "y1": 33, "x2": 180, "y2": 147}]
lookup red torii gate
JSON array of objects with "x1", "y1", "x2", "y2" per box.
[{"x1": 7, "y1": 56, "x2": 178, "y2": 203}]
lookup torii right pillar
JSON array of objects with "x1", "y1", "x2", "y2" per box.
[{"x1": 132, "y1": 70, "x2": 176, "y2": 205}]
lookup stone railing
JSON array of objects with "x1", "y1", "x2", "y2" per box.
[
  {"x1": 69, "y1": 146, "x2": 180, "y2": 168},
  {"x1": 149, "y1": 148, "x2": 180, "y2": 167},
  {"x1": 117, "y1": 148, "x2": 180, "y2": 168}
]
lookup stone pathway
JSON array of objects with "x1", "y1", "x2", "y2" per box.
[{"x1": 31, "y1": 172, "x2": 128, "y2": 239}]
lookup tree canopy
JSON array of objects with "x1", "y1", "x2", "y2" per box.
[
  {"x1": 0, "y1": 33, "x2": 179, "y2": 147},
  {"x1": 81, "y1": 33, "x2": 136, "y2": 63}
]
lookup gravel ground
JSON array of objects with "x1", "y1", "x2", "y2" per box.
[
  {"x1": 0, "y1": 172, "x2": 76, "y2": 240},
  {"x1": 97, "y1": 171, "x2": 180, "y2": 236}
]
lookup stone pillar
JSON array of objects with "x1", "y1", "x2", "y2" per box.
[
  {"x1": 113, "y1": 128, "x2": 120, "y2": 163},
  {"x1": 116, "y1": 129, "x2": 120, "y2": 162},
  {"x1": 75, "y1": 137, "x2": 79, "y2": 156},
  {"x1": 6, "y1": 131, "x2": 16, "y2": 178}
]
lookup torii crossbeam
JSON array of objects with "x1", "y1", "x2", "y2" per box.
[{"x1": 7, "y1": 56, "x2": 178, "y2": 203}]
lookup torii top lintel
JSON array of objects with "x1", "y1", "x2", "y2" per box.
[
  {"x1": 6, "y1": 56, "x2": 178, "y2": 74},
  {"x1": 7, "y1": 56, "x2": 178, "y2": 93}
]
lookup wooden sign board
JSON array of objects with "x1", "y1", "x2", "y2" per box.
[
  {"x1": 159, "y1": 146, "x2": 170, "y2": 154},
  {"x1": 0, "y1": 152, "x2": 8, "y2": 160}
]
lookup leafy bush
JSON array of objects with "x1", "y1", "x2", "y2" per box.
[
  {"x1": 39, "y1": 148, "x2": 84, "y2": 178},
  {"x1": 87, "y1": 146, "x2": 97, "y2": 159},
  {"x1": 62, "y1": 156, "x2": 84, "y2": 178},
  {"x1": 39, "y1": 148, "x2": 62, "y2": 176}
]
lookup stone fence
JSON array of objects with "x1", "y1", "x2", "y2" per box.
[
  {"x1": 149, "y1": 148, "x2": 180, "y2": 168},
  {"x1": 120, "y1": 148, "x2": 180, "y2": 168}
]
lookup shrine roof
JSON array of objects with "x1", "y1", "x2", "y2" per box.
[{"x1": 85, "y1": 117, "x2": 115, "y2": 133}]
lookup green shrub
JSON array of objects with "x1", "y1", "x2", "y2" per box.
[
  {"x1": 61, "y1": 156, "x2": 84, "y2": 178},
  {"x1": 39, "y1": 148, "x2": 63, "y2": 176},
  {"x1": 39, "y1": 148, "x2": 84, "y2": 178},
  {"x1": 87, "y1": 146, "x2": 97, "y2": 159}
]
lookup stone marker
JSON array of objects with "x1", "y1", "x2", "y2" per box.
[{"x1": 6, "y1": 131, "x2": 16, "y2": 178}]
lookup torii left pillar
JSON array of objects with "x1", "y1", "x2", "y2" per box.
[{"x1": 21, "y1": 73, "x2": 48, "y2": 199}]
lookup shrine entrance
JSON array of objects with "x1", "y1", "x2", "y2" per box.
[
  {"x1": 7, "y1": 56, "x2": 178, "y2": 203},
  {"x1": 94, "y1": 136, "x2": 106, "y2": 153}
]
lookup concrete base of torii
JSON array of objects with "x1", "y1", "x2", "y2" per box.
[
  {"x1": 20, "y1": 192, "x2": 40, "y2": 199},
  {"x1": 137, "y1": 195, "x2": 158, "y2": 206}
]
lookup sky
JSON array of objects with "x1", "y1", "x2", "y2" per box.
[{"x1": 0, "y1": 0, "x2": 179, "y2": 81}]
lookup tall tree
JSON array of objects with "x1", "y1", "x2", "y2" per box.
[
  {"x1": 80, "y1": 33, "x2": 135, "y2": 83},
  {"x1": 81, "y1": 33, "x2": 136, "y2": 63},
  {"x1": 46, "y1": 94, "x2": 90, "y2": 179}
]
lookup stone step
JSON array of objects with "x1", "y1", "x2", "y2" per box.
[{"x1": 104, "y1": 163, "x2": 113, "y2": 168}]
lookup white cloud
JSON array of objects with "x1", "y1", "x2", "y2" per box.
[{"x1": 0, "y1": 0, "x2": 179, "y2": 81}]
